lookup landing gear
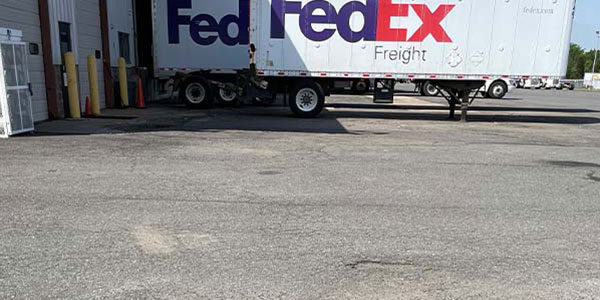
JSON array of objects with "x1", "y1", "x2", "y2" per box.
[{"x1": 428, "y1": 80, "x2": 486, "y2": 122}]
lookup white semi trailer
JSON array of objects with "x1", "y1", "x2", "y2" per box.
[
  {"x1": 152, "y1": 0, "x2": 367, "y2": 106},
  {"x1": 153, "y1": 0, "x2": 576, "y2": 120}
]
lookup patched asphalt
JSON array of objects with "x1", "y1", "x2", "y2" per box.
[{"x1": 1, "y1": 88, "x2": 599, "y2": 299}]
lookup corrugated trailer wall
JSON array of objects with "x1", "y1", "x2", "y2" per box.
[{"x1": 252, "y1": 0, "x2": 576, "y2": 79}]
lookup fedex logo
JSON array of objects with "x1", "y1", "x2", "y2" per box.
[
  {"x1": 168, "y1": 0, "x2": 249, "y2": 46},
  {"x1": 271, "y1": 0, "x2": 454, "y2": 43}
]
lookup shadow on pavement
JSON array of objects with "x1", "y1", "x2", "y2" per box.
[
  {"x1": 121, "y1": 109, "x2": 354, "y2": 135},
  {"x1": 325, "y1": 110, "x2": 600, "y2": 125},
  {"x1": 28, "y1": 101, "x2": 600, "y2": 137},
  {"x1": 495, "y1": 97, "x2": 524, "y2": 101},
  {"x1": 326, "y1": 103, "x2": 599, "y2": 114}
]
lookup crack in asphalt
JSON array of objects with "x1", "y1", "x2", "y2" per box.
[
  {"x1": 586, "y1": 172, "x2": 600, "y2": 182},
  {"x1": 544, "y1": 160, "x2": 600, "y2": 168},
  {"x1": 345, "y1": 260, "x2": 415, "y2": 269}
]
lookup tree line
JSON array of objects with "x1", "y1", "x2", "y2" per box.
[{"x1": 567, "y1": 43, "x2": 599, "y2": 79}]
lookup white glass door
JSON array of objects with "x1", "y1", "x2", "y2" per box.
[{"x1": 0, "y1": 41, "x2": 34, "y2": 137}]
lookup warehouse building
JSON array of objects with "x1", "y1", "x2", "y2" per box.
[
  {"x1": 0, "y1": 0, "x2": 137, "y2": 122},
  {"x1": 0, "y1": 0, "x2": 48, "y2": 121}
]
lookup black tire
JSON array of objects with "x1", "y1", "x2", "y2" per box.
[
  {"x1": 352, "y1": 79, "x2": 370, "y2": 94},
  {"x1": 487, "y1": 81, "x2": 508, "y2": 99},
  {"x1": 289, "y1": 81, "x2": 325, "y2": 118},
  {"x1": 180, "y1": 78, "x2": 213, "y2": 108},
  {"x1": 421, "y1": 81, "x2": 439, "y2": 97},
  {"x1": 419, "y1": 83, "x2": 427, "y2": 96},
  {"x1": 215, "y1": 85, "x2": 239, "y2": 106}
]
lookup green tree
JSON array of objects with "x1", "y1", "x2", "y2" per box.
[
  {"x1": 567, "y1": 43, "x2": 585, "y2": 78},
  {"x1": 567, "y1": 43, "x2": 600, "y2": 78}
]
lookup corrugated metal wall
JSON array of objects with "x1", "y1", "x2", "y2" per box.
[
  {"x1": 47, "y1": 0, "x2": 105, "y2": 111},
  {"x1": 0, "y1": 0, "x2": 49, "y2": 122},
  {"x1": 107, "y1": 0, "x2": 136, "y2": 67},
  {"x1": 75, "y1": 0, "x2": 105, "y2": 110},
  {"x1": 48, "y1": 0, "x2": 78, "y2": 64}
]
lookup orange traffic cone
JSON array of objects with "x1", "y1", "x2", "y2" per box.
[
  {"x1": 136, "y1": 78, "x2": 146, "y2": 109},
  {"x1": 84, "y1": 96, "x2": 92, "y2": 117}
]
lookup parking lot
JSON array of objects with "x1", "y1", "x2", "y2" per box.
[{"x1": 1, "y1": 88, "x2": 600, "y2": 299}]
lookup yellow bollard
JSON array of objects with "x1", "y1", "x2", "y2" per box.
[
  {"x1": 87, "y1": 56, "x2": 101, "y2": 117},
  {"x1": 64, "y1": 52, "x2": 81, "y2": 120},
  {"x1": 118, "y1": 57, "x2": 128, "y2": 107}
]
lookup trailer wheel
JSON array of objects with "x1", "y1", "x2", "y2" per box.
[
  {"x1": 421, "y1": 81, "x2": 439, "y2": 96},
  {"x1": 216, "y1": 87, "x2": 238, "y2": 106},
  {"x1": 290, "y1": 81, "x2": 325, "y2": 118},
  {"x1": 352, "y1": 79, "x2": 370, "y2": 94},
  {"x1": 487, "y1": 81, "x2": 508, "y2": 99},
  {"x1": 181, "y1": 78, "x2": 213, "y2": 108}
]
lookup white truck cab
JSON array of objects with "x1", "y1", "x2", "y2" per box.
[{"x1": 480, "y1": 78, "x2": 517, "y2": 99}]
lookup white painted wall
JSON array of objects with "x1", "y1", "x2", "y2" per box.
[
  {"x1": 107, "y1": 0, "x2": 136, "y2": 67},
  {"x1": 0, "y1": 0, "x2": 48, "y2": 121}
]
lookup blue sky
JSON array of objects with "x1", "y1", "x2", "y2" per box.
[{"x1": 572, "y1": 0, "x2": 600, "y2": 50}]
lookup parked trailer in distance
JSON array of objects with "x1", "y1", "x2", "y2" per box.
[
  {"x1": 415, "y1": 78, "x2": 517, "y2": 99},
  {"x1": 523, "y1": 78, "x2": 544, "y2": 89}
]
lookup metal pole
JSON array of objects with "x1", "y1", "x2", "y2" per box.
[
  {"x1": 459, "y1": 90, "x2": 469, "y2": 123},
  {"x1": 593, "y1": 31, "x2": 599, "y2": 74},
  {"x1": 449, "y1": 97, "x2": 456, "y2": 119}
]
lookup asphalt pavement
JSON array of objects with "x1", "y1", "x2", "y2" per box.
[{"x1": 1, "y1": 88, "x2": 599, "y2": 299}]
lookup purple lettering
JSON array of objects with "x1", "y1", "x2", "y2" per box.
[
  {"x1": 300, "y1": 0, "x2": 337, "y2": 41},
  {"x1": 167, "y1": 0, "x2": 249, "y2": 46},
  {"x1": 336, "y1": 0, "x2": 378, "y2": 42},
  {"x1": 270, "y1": 0, "x2": 454, "y2": 43},
  {"x1": 271, "y1": 0, "x2": 378, "y2": 42},
  {"x1": 168, "y1": 0, "x2": 192, "y2": 44},
  {"x1": 189, "y1": 14, "x2": 219, "y2": 46},
  {"x1": 271, "y1": 0, "x2": 302, "y2": 39}
]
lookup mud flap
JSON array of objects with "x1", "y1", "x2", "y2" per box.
[{"x1": 373, "y1": 79, "x2": 394, "y2": 103}]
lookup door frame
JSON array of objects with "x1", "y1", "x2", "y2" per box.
[{"x1": 0, "y1": 40, "x2": 35, "y2": 137}]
